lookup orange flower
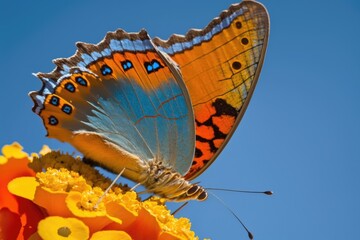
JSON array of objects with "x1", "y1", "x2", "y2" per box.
[
  {"x1": 0, "y1": 142, "x2": 47, "y2": 240},
  {"x1": 1, "y1": 143, "x2": 199, "y2": 240}
]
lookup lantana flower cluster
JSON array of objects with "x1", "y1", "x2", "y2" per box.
[{"x1": 0, "y1": 142, "x2": 199, "y2": 240}]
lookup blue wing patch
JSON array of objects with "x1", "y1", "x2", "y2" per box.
[
  {"x1": 144, "y1": 60, "x2": 163, "y2": 74},
  {"x1": 121, "y1": 60, "x2": 133, "y2": 71},
  {"x1": 83, "y1": 75, "x2": 194, "y2": 175}
]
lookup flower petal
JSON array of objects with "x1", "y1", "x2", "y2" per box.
[
  {"x1": 125, "y1": 208, "x2": 161, "y2": 240},
  {"x1": 158, "y1": 232, "x2": 185, "y2": 240},
  {"x1": 37, "y1": 216, "x2": 89, "y2": 240},
  {"x1": 8, "y1": 176, "x2": 39, "y2": 200},
  {"x1": 90, "y1": 230, "x2": 133, "y2": 240},
  {"x1": 34, "y1": 186, "x2": 72, "y2": 217},
  {"x1": 105, "y1": 200, "x2": 138, "y2": 229},
  {"x1": 0, "y1": 208, "x2": 21, "y2": 240},
  {"x1": 0, "y1": 155, "x2": 6, "y2": 164},
  {"x1": 1, "y1": 144, "x2": 47, "y2": 239},
  {"x1": 0, "y1": 144, "x2": 35, "y2": 212},
  {"x1": 28, "y1": 232, "x2": 42, "y2": 240},
  {"x1": 8, "y1": 177, "x2": 57, "y2": 239},
  {"x1": 1, "y1": 142, "x2": 28, "y2": 159}
]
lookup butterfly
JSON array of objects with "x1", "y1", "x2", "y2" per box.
[{"x1": 30, "y1": 0, "x2": 269, "y2": 202}]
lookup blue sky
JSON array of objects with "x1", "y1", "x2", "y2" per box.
[{"x1": 1, "y1": 0, "x2": 360, "y2": 239}]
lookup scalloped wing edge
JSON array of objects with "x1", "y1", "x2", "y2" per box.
[
  {"x1": 29, "y1": 29, "x2": 155, "y2": 115},
  {"x1": 152, "y1": 0, "x2": 269, "y2": 54}
]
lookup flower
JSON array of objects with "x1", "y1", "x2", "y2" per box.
[
  {"x1": 36, "y1": 216, "x2": 90, "y2": 240},
  {"x1": 0, "y1": 143, "x2": 46, "y2": 240},
  {"x1": 1, "y1": 143, "x2": 199, "y2": 240}
]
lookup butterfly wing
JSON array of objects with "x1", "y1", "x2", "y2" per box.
[
  {"x1": 30, "y1": 30, "x2": 195, "y2": 181},
  {"x1": 153, "y1": 0, "x2": 269, "y2": 179}
]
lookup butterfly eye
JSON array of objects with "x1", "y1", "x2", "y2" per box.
[
  {"x1": 187, "y1": 185, "x2": 200, "y2": 196},
  {"x1": 197, "y1": 191, "x2": 208, "y2": 201}
]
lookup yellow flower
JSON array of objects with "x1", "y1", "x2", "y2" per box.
[
  {"x1": 2, "y1": 143, "x2": 199, "y2": 240},
  {"x1": 37, "y1": 216, "x2": 90, "y2": 240}
]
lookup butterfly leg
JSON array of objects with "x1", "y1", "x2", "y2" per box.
[{"x1": 94, "y1": 168, "x2": 126, "y2": 209}]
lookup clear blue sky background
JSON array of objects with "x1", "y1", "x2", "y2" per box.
[{"x1": 1, "y1": 0, "x2": 359, "y2": 239}]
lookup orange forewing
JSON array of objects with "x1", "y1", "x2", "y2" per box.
[{"x1": 154, "y1": 0, "x2": 269, "y2": 179}]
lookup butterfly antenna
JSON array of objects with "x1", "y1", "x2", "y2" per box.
[
  {"x1": 206, "y1": 188, "x2": 273, "y2": 195},
  {"x1": 130, "y1": 182, "x2": 141, "y2": 191},
  {"x1": 94, "y1": 168, "x2": 125, "y2": 209},
  {"x1": 171, "y1": 201, "x2": 189, "y2": 216},
  {"x1": 209, "y1": 192, "x2": 254, "y2": 240}
]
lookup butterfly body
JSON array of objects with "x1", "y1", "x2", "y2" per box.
[{"x1": 30, "y1": 1, "x2": 269, "y2": 201}]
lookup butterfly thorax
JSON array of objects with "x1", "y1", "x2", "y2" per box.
[{"x1": 141, "y1": 158, "x2": 208, "y2": 202}]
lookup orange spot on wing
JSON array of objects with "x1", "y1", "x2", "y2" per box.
[
  {"x1": 212, "y1": 115, "x2": 235, "y2": 134},
  {"x1": 195, "y1": 105, "x2": 216, "y2": 124},
  {"x1": 196, "y1": 125, "x2": 214, "y2": 140},
  {"x1": 195, "y1": 141, "x2": 213, "y2": 162},
  {"x1": 213, "y1": 139, "x2": 224, "y2": 149}
]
